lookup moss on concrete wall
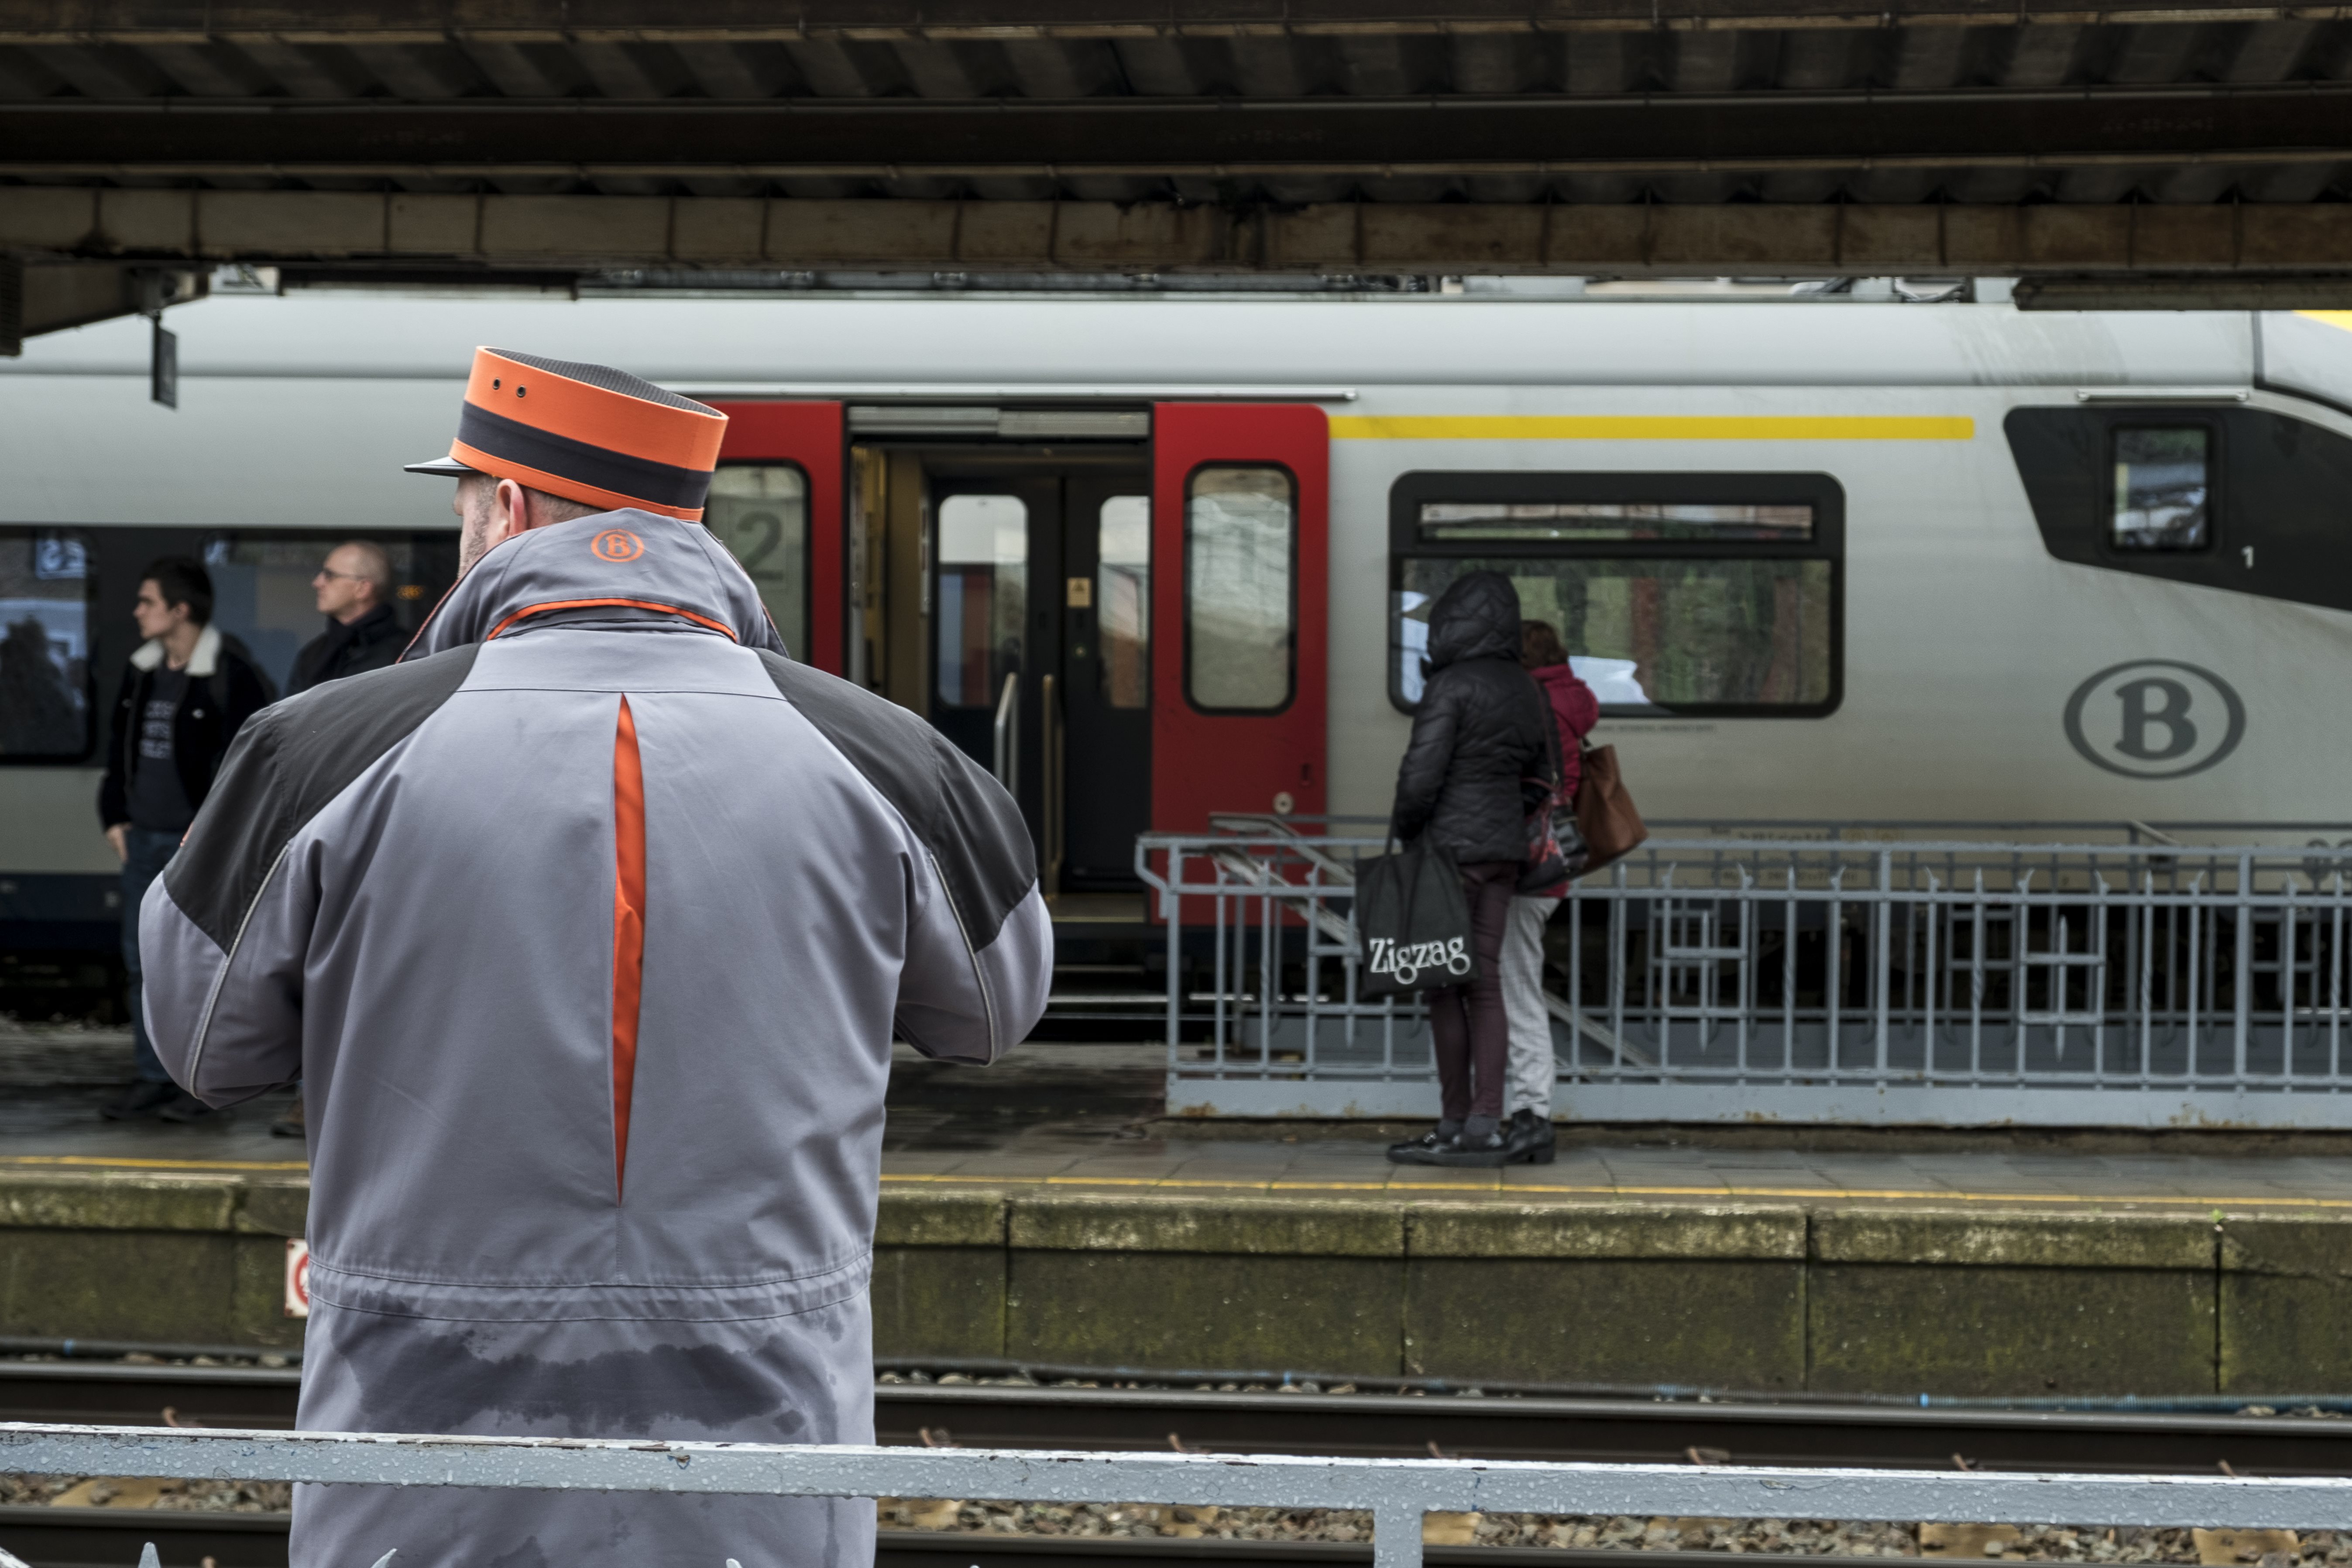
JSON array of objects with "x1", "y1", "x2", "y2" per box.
[{"x1": 6, "y1": 1171, "x2": 2347, "y2": 1395}]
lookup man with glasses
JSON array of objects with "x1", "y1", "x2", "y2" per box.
[
  {"x1": 288, "y1": 540, "x2": 403, "y2": 695},
  {"x1": 274, "y1": 540, "x2": 405, "y2": 1138}
]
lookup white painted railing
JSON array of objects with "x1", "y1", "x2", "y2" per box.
[
  {"x1": 6, "y1": 1424, "x2": 2352, "y2": 1568},
  {"x1": 1138, "y1": 828, "x2": 2352, "y2": 1127}
]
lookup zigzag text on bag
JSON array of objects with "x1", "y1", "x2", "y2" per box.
[{"x1": 1364, "y1": 935, "x2": 1473, "y2": 988}]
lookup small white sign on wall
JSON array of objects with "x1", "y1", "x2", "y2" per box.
[{"x1": 284, "y1": 1238, "x2": 310, "y2": 1318}]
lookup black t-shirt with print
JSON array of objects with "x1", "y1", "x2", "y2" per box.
[{"x1": 127, "y1": 667, "x2": 195, "y2": 833}]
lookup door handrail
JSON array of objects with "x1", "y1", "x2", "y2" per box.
[
  {"x1": 991, "y1": 672, "x2": 1019, "y2": 799},
  {"x1": 1043, "y1": 672, "x2": 1064, "y2": 895}
]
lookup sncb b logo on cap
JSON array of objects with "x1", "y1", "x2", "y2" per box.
[{"x1": 592, "y1": 528, "x2": 646, "y2": 563}]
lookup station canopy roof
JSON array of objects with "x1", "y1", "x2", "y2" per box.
[{"x1": 4, "y1": 0, "x2": 2352, "y2": 330}]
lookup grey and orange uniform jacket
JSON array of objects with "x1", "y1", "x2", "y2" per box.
[{"x1": 138, "y1": 511, "x2": 1052, "y2": 1568}]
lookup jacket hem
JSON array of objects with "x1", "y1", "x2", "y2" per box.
[{"x1": 306, "y1": 1250, "x2": 875, "y2": 1324}]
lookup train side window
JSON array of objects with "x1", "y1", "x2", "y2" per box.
[
  {"x1": 2111, "y1": 428, "x2": 2211, "y2": 551},
  {"x1": 200, "y1": 534, "x2": 458, "y2": 694},
  {"x1": 935, "y1": 493, "x2": 1028, "y2": 708},
  {"x1": 1185, "y1": 464, "x2": 1295, "y2": 713},
  {"x1": 0, "y1": 529, "x2": 96, "y2": 762},
  {"x1": 1388, "y1": 475, "x2": 1843, "y2": 718},
  {"x1": 706, "y1": 464, "x2": 811, "y2": 657},
  {"x1": 1097, "y1": 495, "x2": 1150, "y2": 710}
]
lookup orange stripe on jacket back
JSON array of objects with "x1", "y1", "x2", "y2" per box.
[{"x1": 611, "y1": 696, "x2": 647, "y2": 1199}]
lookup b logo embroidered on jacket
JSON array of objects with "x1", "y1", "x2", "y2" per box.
[{"x1": 591, "y1": 529, "x2": 646, "y2": 563}]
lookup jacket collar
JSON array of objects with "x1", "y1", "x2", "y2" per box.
[
  {"x1": 325, "y1": 601, "x2": 398, "y2": 645},
  {"x1": 129, "y1": 622, "x2": 222, "y2": 678},
  {"x1": 405, "y1": 510, "x2": 786, "y2": 661}
]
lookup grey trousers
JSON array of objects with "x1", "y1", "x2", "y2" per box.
[{"x1": 1503, "y1": 895, "x2": 1561, "y2": 1117}]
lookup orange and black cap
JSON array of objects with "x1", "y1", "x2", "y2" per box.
[{"x1": 405, "y1": 348, "x2": 728, "y2": 521}]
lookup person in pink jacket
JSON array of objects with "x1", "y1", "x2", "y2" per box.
[{"x1": 1500, "y1": 620, "x2": 1600, "y2": 1163}]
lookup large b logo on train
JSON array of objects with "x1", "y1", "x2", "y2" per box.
[{"x1": 2064, "y1": 660, "x2": 2245, "y2": 779}]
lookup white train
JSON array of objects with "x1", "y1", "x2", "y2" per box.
[{"x1": 3, "y1": 282, "x2": 2348, "y2": 954}]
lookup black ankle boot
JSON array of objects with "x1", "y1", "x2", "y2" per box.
[{"x1": 1502, "y1": 1108, "x2": 1557, "y2": 1165}]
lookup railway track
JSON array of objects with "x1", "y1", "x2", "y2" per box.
[
  {"x1": 0, "y1": 1508, "x2": 1875, "y2": 1568},
  {"x1": 3, "y1": 1362, "x2": 2346, "y2": 1475},
  {"x1": 4, "y1": 1362, "x2": 2345, "y2": 1568}
]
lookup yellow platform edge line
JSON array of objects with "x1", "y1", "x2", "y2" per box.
[
  {"x1": 1328, "y1": 415, "x2": 1976, "y2": 442},
  {"x1": 3, "y1": 1155, "x2": 2337, "y2": 1210},
  {"x1": 879, "y1": 1171, "x2": 2352, "y2": 1208},
  {"x1": 0, "y1": 1155, "x2": 309, "y2": 1172}
]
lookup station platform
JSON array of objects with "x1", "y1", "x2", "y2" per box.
[{"x1": 7, "y1": 1034, "x2": 2352, "y2": 1401}]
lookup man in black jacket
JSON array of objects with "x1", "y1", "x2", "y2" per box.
[
  {"x1": 96, "y1": 557, "x2": 275, "y2": 1122},
  {"x1": 286, "y1": 540, "x2": 403, "y2": 694},
  {"x1": 1386, "y1": 570, "x2": 1554, "y2": 1167},
  {"x1": 273, "y1": 543, "x2": 405, "y2": 1138}
]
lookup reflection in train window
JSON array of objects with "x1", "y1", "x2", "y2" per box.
[
  {"x1": 1185, "y1": 465, "x2": 1294, "y2": 712},
  {"x1": 0, "y1": 529, "x2": 95, "y2": 762},
  {"x1": 706, "y1": 465, "x2": 810, "y2": 656},
  {"x1": 1420, "y1": 501, "x2": 1813, "y2": 543},
  {"x1": 1097, "y1": 496, "x2": 1150, "y2": 710},
  {"x1": 2111, "y1": 428, "x2": 2211, "y2": 551},
  {"x1": 199, "y1": 533, "x2": 457, "y2": 696},
  {"x1": 1388, "y1": 473, "x2": 1843, "y2": 718},
  {"x1": 1395, "y1": 558, "x2": 1832, "y2": 710},
  {"x1": 936, "y1": 494, "x2": 1028, "y2": 708}
]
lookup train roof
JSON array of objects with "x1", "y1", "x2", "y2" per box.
[{"x1": 10, "y1": 286, "x2": 2345, "y2": 395}]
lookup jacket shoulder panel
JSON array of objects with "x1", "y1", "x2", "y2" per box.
[
  {"x1": 754, "y1": 651, "x2": 1034, "y2": 950},
  {"x1": 162, "y1": 644, "x2": 481, "y2": 949}
]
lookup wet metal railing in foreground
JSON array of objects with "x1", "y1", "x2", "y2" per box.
[
  {"x1": 1137, "y1": 831, "x2": 2352, "y2": 1128},
  {"x1": 6, "y1": 1424, "x2": 2352, "y2": 1568}
]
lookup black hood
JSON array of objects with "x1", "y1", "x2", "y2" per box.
[{"x1": 1426, "y1": 570, "x2": 1523, "y2": 670}]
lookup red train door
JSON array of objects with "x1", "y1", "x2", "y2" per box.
[
  {"x1": 707, "y1": 401, "x2": 846, "y2": 675},
  {"x1": 1149, "y1": 403, "x2": 1329, "y2": 832}
]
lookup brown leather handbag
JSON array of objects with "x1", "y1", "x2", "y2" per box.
[{"x1": 1573, "y1": 742, "x2": 1648, "y2": 876}]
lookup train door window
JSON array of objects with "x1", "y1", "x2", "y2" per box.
[
  {"x1": 1184, "y1": 464, "x2": 1295, "y2": 712},
  {"x1": 200, "y1": 534, "x2": 457, "y2": 695},
  {"x1": 2111, "y1": 428, "x2": 2211, "y2": 551},
  {"x1": 705, "y1": 465, "x2": 810, "y2": 656},
  {"x1": 935, "y1": 493, "x2": 1028, "y2": 708},
  {"x1": 1388, "y1": 474, "x2": 1842, "y2": 717},
  {"x1": 0, "y1": 528, "x2": 95, "y2": 761},
  {"x1": 1097, "y1": 495, "x2": 1150, "y2": 709}
]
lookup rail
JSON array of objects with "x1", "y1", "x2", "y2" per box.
[
  {"x1": 991, "y1": 673, "x2": 1019, "y2": 800},
  {"x1": 7, "y1": 1425, "x2": 2352, "y2": 1568},
  {"x1": 1136, "y1": 831, "x2": 2352, "y2": 1127}
]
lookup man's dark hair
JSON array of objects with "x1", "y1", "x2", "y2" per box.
[
  {"x1": 141, "y1": 557, "x2": 214, "y2": 627},
  {"x1": 1521, "y1": 618, "x2": 1569, "y2": 670}
]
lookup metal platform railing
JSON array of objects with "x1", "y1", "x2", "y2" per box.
[
  {"x1": 1136, "y1": 828, "x2": 2352, "y2": 1128},
  {"x1": 6, "y1": 1424, "x2": 2352, "y2": 1568}
]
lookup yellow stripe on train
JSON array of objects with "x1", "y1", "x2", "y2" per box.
[{"x1": 1327, "y1": 414, "x2": 1975, "y2": 441}]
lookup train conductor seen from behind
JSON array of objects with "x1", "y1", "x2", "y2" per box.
[{"x1": 136, "y1": 347, "x2": 1054, "y2": 1568}]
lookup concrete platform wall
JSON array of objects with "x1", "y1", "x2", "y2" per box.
[{"x1": 7, "y1": 1171, "x2": 2349, "y2": 1397}]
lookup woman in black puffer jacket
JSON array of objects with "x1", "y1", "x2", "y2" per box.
[{"x1": 1387, "y1": 571, "x2": 1554, "y2": 1167}]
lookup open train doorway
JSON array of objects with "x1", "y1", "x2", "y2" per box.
[
  {"x1": 710, "y1": 398, "x2": 1328, "y2": 901},
  {"x1": 928, "y1": 465, "x2": 1152, "y2": 893},
  {"x1": 839, "y1": 438, "x2": 1152, "y2": 896}
]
